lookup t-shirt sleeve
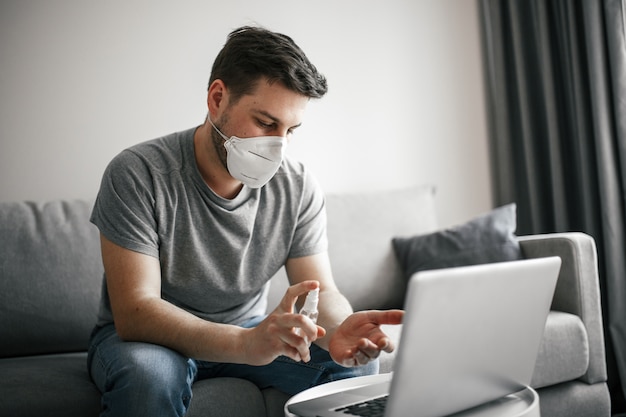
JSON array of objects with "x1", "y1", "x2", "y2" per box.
[
  {"x1": 90, "y1": 149, "x2": 160, "y2": 258},
  {"x1": 288, "y1": 168, "x2": 328, "y2": 258}
]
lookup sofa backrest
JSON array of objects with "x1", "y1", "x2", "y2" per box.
[
  {"x1": 0, "y1": 186, "x2": 438, "y2": 358},
  {"x1": 266, "y1": 185, "x2": 438, "y2": 312},
  {"x1": 0, "y1": 200, "x2": 102, "y2": 358}
]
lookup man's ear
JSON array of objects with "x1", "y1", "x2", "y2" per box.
[{"x1": 207, "y1": 79, "x2": 228, "y2": 119}]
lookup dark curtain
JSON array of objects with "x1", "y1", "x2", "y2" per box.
[{"x1": 479, "y1": 0, "x2": 626, "y2": 411}]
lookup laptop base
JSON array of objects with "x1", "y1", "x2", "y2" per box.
[{"x1": 285, "y1": 373, "x2": 540, "y2": 417}]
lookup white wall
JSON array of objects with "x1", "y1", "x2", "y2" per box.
[{"x1": 0, "y1": 0, "x2": 492, "y2": 228}]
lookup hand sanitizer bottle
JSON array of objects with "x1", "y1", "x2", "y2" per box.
[{"x1": 295, "y1": 288, "x2": 319, "y2": 346}]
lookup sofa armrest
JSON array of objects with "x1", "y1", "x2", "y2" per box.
[{"x1": 517, "y1": 232, "x2": 607, "y2": 385}]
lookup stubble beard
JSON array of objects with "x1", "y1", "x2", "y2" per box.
[{"x1": 211, "y1": 114, "x2": 230, "y2": 172}]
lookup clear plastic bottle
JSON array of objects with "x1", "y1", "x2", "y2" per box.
[{"x1": 295, "y1": 288, "x2": 319, "y2": 346}]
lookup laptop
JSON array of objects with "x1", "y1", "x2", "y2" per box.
[{"x1": 287, "y1": 256, "x2": 561, "y2": 417}]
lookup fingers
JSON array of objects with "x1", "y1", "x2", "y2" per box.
[
  {"x1": 278, "y1": 280, "x2": 320, "y2": 313},
  {"x1": 331, "y1": 310, "x2": 404, "y2": 367},
  {"x1": 354, "y1": 339, "x2": 380, "y2": 366},
  {"x1": 286, "y1": 326, "x2": 326, "y2": 363},
  {"x1": 366, "y1": 309, "x2": 405, "y2": 326},
  {"x1": 355, "y1": 310, "x2": 402, "y2": 355},
  {"x1": 275, "y1": 280, "x2": 323, "y2": 362},
  {"x1": 267, "y1": 312, "x2": 326, "y2": 363},
  {"x1": 282, "y1": 319, "x2": 324, "y2": 362},
  {"x1": 336, "y1": 338, "x2": 380, "y2": 367},
  {"x1": 346, "y1": 336, "x2": 395, "y2": 366}
]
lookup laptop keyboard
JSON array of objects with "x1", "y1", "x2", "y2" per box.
[{"x1": 334, "y1": 395, "x2": 388, "y2": 416}]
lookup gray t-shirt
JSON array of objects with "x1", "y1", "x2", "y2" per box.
[{"x1": 91, "y1": 127, "x2": 328, "y2": 327}]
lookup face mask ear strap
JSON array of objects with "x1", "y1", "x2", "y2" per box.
[{"x1": 208, "y1": 118, "x2": 229, "y2": 141}]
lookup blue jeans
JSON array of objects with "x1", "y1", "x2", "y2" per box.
[{"x1": 87, "y1": 317, "x2": 378, "y2": 417}]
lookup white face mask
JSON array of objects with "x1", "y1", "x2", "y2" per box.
[{"x1": 209, "y1": 119, "x2": 286, "y2": 188}]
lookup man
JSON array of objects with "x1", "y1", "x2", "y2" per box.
[{"x1": 88, "y1": 26, "x2": 403, "y2": 416}]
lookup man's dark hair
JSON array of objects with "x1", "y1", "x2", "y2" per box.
[{"x1": 209, "y1": 26, "x2": 328, "y2": 103}]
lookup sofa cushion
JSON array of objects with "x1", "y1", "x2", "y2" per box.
[
  {"x1": 0, "y1": 353, "x2": 101, "y2": 417},
  {"x1": 535, "y1": 380, "x2": 611, "y2": 417},
  {"x1": 187, "y1": 378, "x2": 267, "y2": 417},
  {"x1": 0, "y1": 354, "x2": 290, "y2": 417},
  {"x1": 266, "y1": 185, "x2": 438, "y2": 312},
  {"x1": 391, "y1": 203, "x2": 522, "y2": 282},
  {"x1": 531, "y1": 311, "x2": 589, "y2": 388},
  {"x1": 0, "y1": 200, "x2": 103, "y2": 357}
]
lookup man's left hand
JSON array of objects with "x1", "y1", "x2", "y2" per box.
[{"x1": 328, "y1": 310, "x2": 404, "y2": 367}]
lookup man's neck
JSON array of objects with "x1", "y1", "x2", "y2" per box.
[{"x1": 193, "y1": 123, "x2": 243, "y2": 199}]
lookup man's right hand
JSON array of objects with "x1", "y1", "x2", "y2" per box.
[{"x1": 241, "y1": 280, "x2": 325, "y2": 365}]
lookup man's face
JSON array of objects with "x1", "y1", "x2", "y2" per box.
[{"x1": 211, "y1": 79, "x2": 309, "y2": 170}]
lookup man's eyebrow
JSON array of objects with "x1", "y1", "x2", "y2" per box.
[{"x1": 255, "y1": 110, "x2": 302, "y2": 129}]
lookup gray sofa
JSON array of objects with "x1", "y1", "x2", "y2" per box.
[{"x1": 0, "y1": 185, "x2": 610, "y2": 417}]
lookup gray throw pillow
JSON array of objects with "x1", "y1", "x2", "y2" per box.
[{"x1": 392, "y1": 203, "x2": 522, "y2": 280}]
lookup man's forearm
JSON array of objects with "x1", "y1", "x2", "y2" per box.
[
  {"x1": 114, "y1": 296, "x2": 249, "y2": 363},
  {"x1": 102, "y1": 234, "x2": 252, "y2": 364}
]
